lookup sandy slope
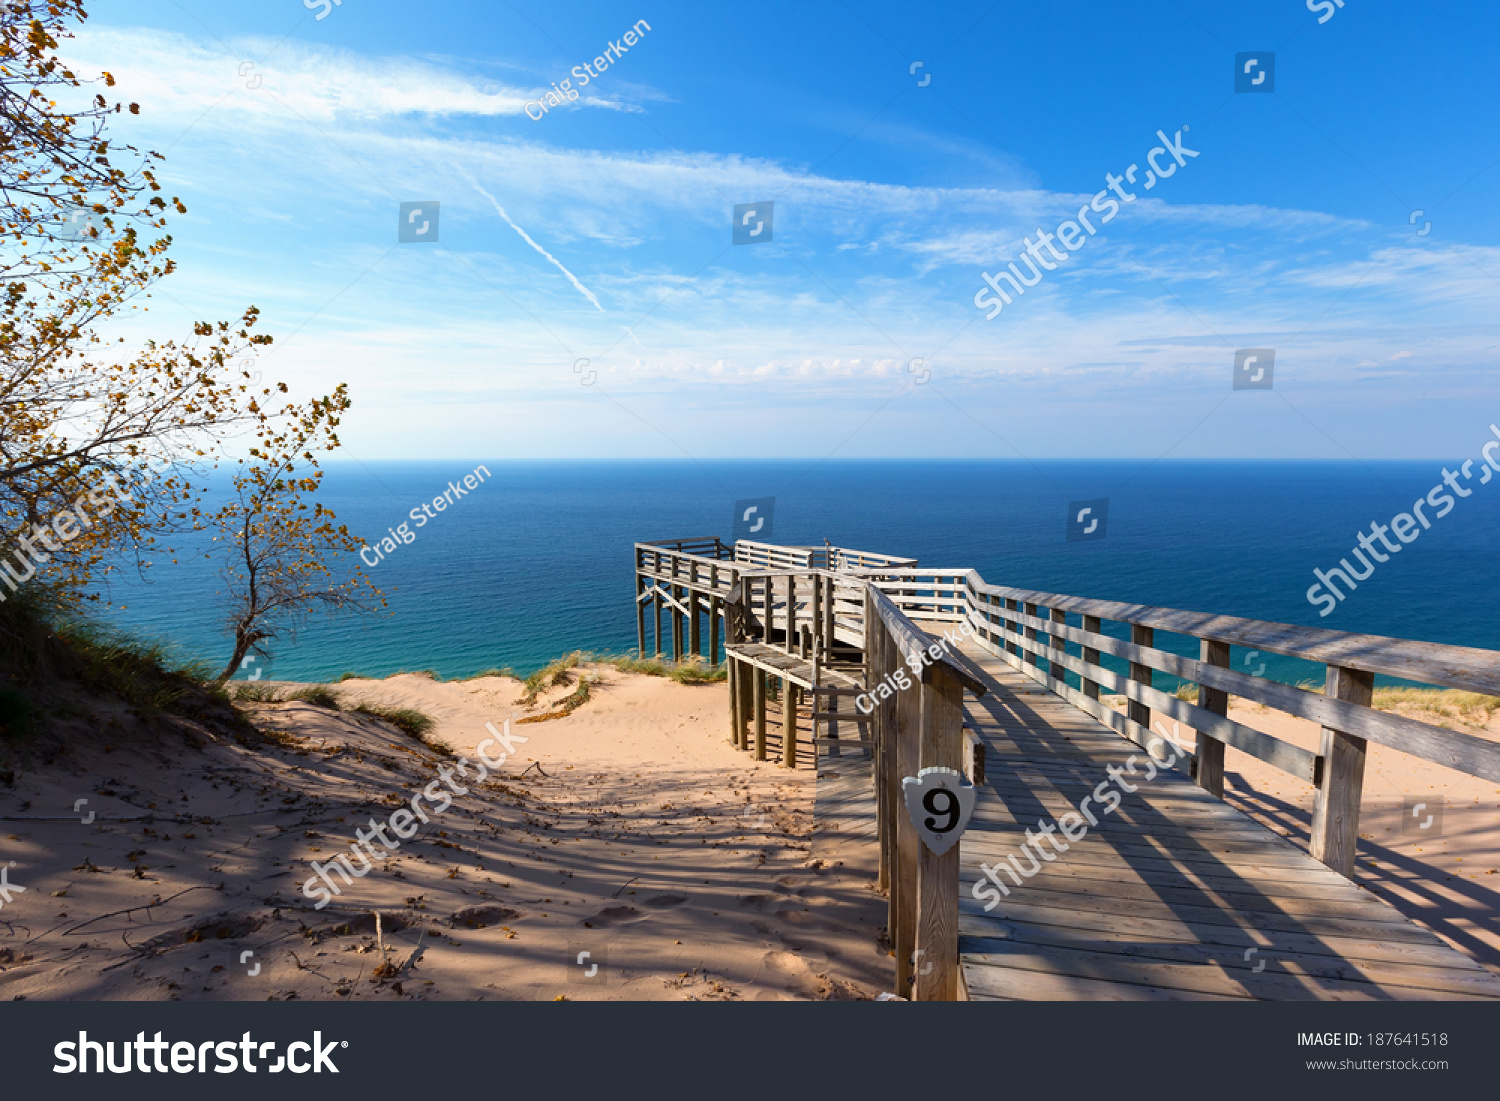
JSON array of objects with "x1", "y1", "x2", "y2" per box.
[{"x1": 0, "y1": 666, "x2": 890, "y2": 1000}]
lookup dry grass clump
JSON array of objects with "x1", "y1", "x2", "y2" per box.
[
  {"x1": 1370, "y1": 687, "x2": 1500, "y2": 729},
  {"x1": 351, "y1": 703, "x2": 451, "y2": 755},
  {"x1": 609, "y1": 654, "x2": 727, "y2": 685}
]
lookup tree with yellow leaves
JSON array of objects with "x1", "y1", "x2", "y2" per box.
[
  {"x1": 0, "y1": 2, "x2": 277, "y2": 607},
  {"x1": 0, "y1": 0, "x2": 376, "y2": 660},
  {"x1": 210, "y1": 384, "x2": 383, "y2": 684}
]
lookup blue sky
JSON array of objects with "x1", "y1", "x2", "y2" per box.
[{"x1": 76, "y1": 0, "x2": 1500, "y2": 460}]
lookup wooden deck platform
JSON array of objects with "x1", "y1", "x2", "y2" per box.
[
  {"x1": 723, "y1": 641, "x2": 861, "y2": 691},
  {"x1": 950, "y1": 638, "x2": 1500, "y2": 1001}
]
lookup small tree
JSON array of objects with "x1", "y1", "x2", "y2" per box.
[{"x1": 210, "y1": 384, "x2": 383, "y2": 685}]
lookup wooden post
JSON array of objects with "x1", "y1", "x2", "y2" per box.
[
  {"x1": 823, "y1": 575, "x2": 835, "y2": 658},
  {"x1": 754, "y1": 669, "x2": 767, "y2": 762},
  {"x1": 674, "y1": 586, "x2": 685, "y2": 661},
  {"x1": 635, "y1": 566, "x2": 646, "y2": 658},
  {"x1": 761, "y1": 576, "x2": 773, "y2": 646},
  {"x1": 1049, "y1": 607, "x2": 1067, "y2": 688},
  {"x1": 892, "y1": 643, "x2": 922, "y2": 1000},
  {"x1": 785, "y1": 575, "x2": 796, "y2": 654},
  {"x1": 1006, "y1": 599, "x2": 1020, "y2": 657},
  {"x1": 1024, "y1": 603, "x2": 1040, "y2": 666},
  {"x1": 737, "y1": 661, "x2": 752, "y2": 750},
  {"x1": 869, "y1": 591, "x2": 894, "y2": 894},
  {"x1": 1082, "y1": 614, "x2": 1102, "y2": 701},
  {"x1": 1311, "y1": 664, "x2": 1373, "y2": 879},
  {"x1": 1196, "y1": 639, "x2": 1231, "y2": 797},
  {"x1": 653, "y1": 587, "x2": 662, "y2": 657},
  {"x1": 811, "y1": 574, "x2": 822, "y2": 662},
  {"x1": 783, "y1": 677, "x2": 798, "y2": 768},
  {"x1": 914, "y1": 664, "x2": 965, "y2": 1002},
  {"x1": 728, "y1": 656, "x2": 741, "y2": 745},
  {"x1": 709, "y1": 562, "x2": 721, "y2": 663},
  {"x1": 689, "y1": 589, "x2": 701, "y2": 660},
  {"x1": 1128, "y1": 624, "x2": 1153, "y2": 736}
]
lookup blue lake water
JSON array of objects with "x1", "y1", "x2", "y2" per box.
[{"x1": 96, "y1": 460, "x2": 1500, "y2": 688}]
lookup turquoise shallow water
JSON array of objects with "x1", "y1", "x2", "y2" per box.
[{"x1": 96, "y1": 459, "x2": 1500, "y2": 687}]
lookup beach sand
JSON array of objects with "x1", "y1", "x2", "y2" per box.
[{"x1": 0, "y1": 666, "x2": 891, "y2": 1000}]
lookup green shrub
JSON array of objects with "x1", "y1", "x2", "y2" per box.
[
  {"x1": 352, "y1": 703, "x2": 450, "y2": 754},
  {"x1": 288, "y1": 686, "x2": 340, "y2": 710}
]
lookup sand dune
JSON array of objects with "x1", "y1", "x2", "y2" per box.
[{"x1": 0, "y1": 666, "x2": 890, "y2": 1000}]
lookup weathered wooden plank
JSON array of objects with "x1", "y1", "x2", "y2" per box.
[
  {"x1": 753, "y1": 667, "x2": 767, "y2": 762},
  {"x1": 1196, "y1": 638, "x2": 1230, "y2": 797},
  {"x1": 957, "y1": 900, "x2": 1500, "y2": 977},
  {"x1": 1311, "y1": 664, "x2": 1373, "y2": 879},
  {"x1": 893, "y1": 648, "x2": 922, "y2": 999},
  {"x1": 959, "y1": 940, "x2": 1495, "y2": 1001},
  {"x1": 915, "y1": 665, "x2": 965, "y2": 1001}
]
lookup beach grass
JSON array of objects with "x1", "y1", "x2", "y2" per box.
[
  {"x1": 288, "y1": 685, "x2": 341, "y2": 710},
  {"x1": 351, "y1": 702, "x2": 451, "y2": 754},
  {"x1": 609, "y1": 654, "x2": 728, "y2": 685}
]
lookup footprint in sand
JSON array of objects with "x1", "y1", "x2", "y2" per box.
[
  {"x1": 639, "y1": 893, "x2": 688, "y2": 910},
  {"x1": 450, "y1": 905, "x2": 520, "y2": 929},
  {"x1": 584, "y1": 905, "x2": 650, "y2": 927}
]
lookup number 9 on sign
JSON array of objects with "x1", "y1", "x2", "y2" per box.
[{"x1": 902, "y1": 767, "x2": 976, "y2": 855}]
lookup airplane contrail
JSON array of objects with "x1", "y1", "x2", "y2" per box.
[{"x1": 463, "y1": 171, "x2": 603, "y2": 312}]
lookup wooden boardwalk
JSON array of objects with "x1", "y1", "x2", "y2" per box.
[
  {"x1": 636, "y1": 535, "x2": 1500, "y2": 999},
  {"x1": 950, "y1": 639, "x2": 1500, "y2": 1000}
]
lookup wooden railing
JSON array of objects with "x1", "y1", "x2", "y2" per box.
[
  {"x1": 721, "y1": 567, "x2": 986, "y2": 1001},
  {"x1": 633, "y1": 539, "x2": 911, "y2": 662},
  {"x1": 638, "y1": 536, "x2": 1500, "y2": 999},
  {"x1": 853, "y1": 567, "x2": 1500, "y2": 880},
  {"x1": 734, "y1": 539, "x2": 918, "y2": 572}
]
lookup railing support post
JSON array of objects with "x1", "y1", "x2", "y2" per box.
[
  {"x1": 1196, "y1": 639, "x2": 1231, "y2": 797},
  {"x1": 635, "y1": 558, "x2": 646, "y2": 658},
  {"x1": 1128, "y1": 624, "x2": 1153, "y2": 736},
  {"x1": 892, "y1": 644, "x2": 922, "y2": 999},
  {"x1": 1082, "y1": 614, "x2": 1102, "y2": 700},
  {"x1": 1050, "y1": 607, "x2": 1067, "y2": 689},
  {"x1": 689, "y1": 590, "x2": 701, "y2": 660},
  {"x1": 754, "y1": 669, "x2": 768, "y2": 761},
  {"x1": 914, "y1": 664, "x2": 964, "y2": 1001},
  {"x1": 1024, "y1": 603, "x2": 1040, "y2": 667},
  {"x1": 1311, "y1": 664, "x2": 1373, "y2": 879},
  {"x1": 727, "y1": 656, "x2": 741, "y2": 744},
  {"x1": 783, "y1": 677, "x2": 798, "y2": 768}
]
